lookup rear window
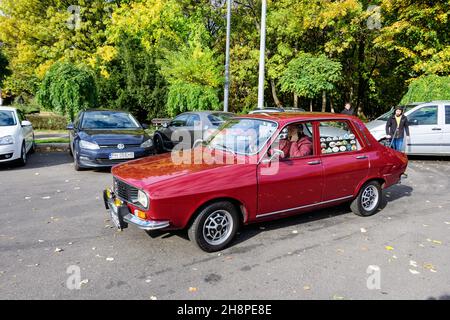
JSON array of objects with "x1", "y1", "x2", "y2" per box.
[{"x1": 0, "y1": 111, "x2": 17, "y2": 126}]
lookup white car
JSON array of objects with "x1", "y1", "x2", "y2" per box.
[
  {"x1": 366, "y1": 101, "x2": 450, "y2": 155},
  {"x1": 0, "y1": 106, "x2": 35, "y2": 166}
]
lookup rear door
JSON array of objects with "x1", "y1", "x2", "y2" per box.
[
  {"x1": 319, "y1": 120, "x2": 370, "y2": 201},
  {"x1": 406, "y1": 105, "x2": 442, "y2": 155}
]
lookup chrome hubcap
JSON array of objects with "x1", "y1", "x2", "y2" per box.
[
  {"x1": 362, "y1": 185, "x2": 379, "y2": 211},
  {"x1": 203, "y1": 210, "x2": 233, "y2": 246}
]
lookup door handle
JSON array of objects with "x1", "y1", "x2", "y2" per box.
[
  {"x1": 307, "y1": 160, "x2": 321, "y2": 165},
  {"x1": 432, "y1": 128, "x2": 442, "y2": 131},
  {"x1": 356, "y1": 155, "x2": 368, "y2": 159}
]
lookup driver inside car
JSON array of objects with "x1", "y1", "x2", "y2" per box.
[{"x1": 277, "y1": 124, "x2": 313, "y2": 158}]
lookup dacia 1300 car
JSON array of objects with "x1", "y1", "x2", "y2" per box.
[{"x1": 103, "y1": 113, "x2": 408, "y2": 252}]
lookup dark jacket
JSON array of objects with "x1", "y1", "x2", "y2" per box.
[
  {"x1": 386, "y1": 114, "x2": 410, "y2": 139},
  {"x1": 341, "y1": 108, "x2": 355, "y2": 115}
]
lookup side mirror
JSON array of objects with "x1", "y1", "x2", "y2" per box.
[
  {"x1": 141, "y1": 123, "x2": 149, "y2": 129},
  {"x1": 409, "y1": 119, "x2": 419, "y2": 126},
  {"x1": 262, "y1": 148, "x2": 284, "y2": 164},
  {"x1": 162, "y1": 122, "x2": 169, "y2": 128},
  {"x1": 66, "y1": 123, "x2": 74, "y2": 130},
  {"x1": 21, "y1": 120, "x2": 32, "y2": 127}
]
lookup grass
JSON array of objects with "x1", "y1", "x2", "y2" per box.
[{"x1": 35, "y1": 138, "x2": 69, "y2": 144}]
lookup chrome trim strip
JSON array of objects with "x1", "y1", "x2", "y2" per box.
[
  {"x1": 256, "y1": 195, "x2": 354, "y2": 218},
  {"x1": 123, "y1": 214, "x2": 170, "y2": 231}
]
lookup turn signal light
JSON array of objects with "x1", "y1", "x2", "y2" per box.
[
  {"x1": 114, "y1": 198, "x2": 122, "y2": 207},
  {"x1": 134, "y1": 210, "x2": 146, "y2": 220}
]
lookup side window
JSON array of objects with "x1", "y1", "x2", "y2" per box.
[
  {"x1": 408, "y1": 106, "x2": 438, "y2": 125},
  {"x1": 171, "y1": 114, "x2": 189, "y2": 127},
  {"x1": 319, "y1": 121, "x2": 361, "y2": 154},
  {"x1": 445, "y1": 106, "x2": 450, "y2": 125},
  {"x1": 186, "y1": 114, "x2": 200, "y2": 126},
  {"x1": 271, "y1": 122, "x2": 314, "y2": 159}
]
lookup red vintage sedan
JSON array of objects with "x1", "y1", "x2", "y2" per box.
[{"x1": 103, "y1": 113, "x2": 408, "y2": 252}]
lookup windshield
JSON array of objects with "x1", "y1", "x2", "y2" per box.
[
  {"x1": 81, "y1": 111, "x2": 140, "y2": 129},
  {"x1": 208, "y1": 113, "x2": 234, "y2": 126},
  {"x1": 0, "y1": 111, "x2": 17, "y2": 127},
  {"x1": 376, "y1": 105, "x2": 416, "y2": 121},
  {"x1": 207, "y1": 118, "x2": 278, "y2": 155}
]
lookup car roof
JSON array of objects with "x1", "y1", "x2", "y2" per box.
[
  {"x1": 84, "y1": 109, "x2": 129, "y2": 113},
  {"x1": 182, "y1": 111, "x2": 235, "y2": 115},
  {"x1": 237, "y1": 112, "x2": 359, "y2": 125},
  {"x1": 0, "y1": 106, "x2": 17, "y2": 111}
]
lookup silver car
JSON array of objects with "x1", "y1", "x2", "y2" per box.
[{"x1": 366, "y1": 101, "x2": 450, "y2": 155}]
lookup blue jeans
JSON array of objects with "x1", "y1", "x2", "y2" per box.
[{"x1": 391, "y1": 138, "x2": 404, "y2": 151}]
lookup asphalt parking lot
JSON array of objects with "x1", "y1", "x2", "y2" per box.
[{"x1": 0, "y1": 152, "x2": 449, "y2": 300}]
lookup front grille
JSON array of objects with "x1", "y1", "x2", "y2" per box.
[
  {"x1": 100, "y1": 144, "x2": 141, "y2": 149},
  {"x1": 114, "y1": 178, "x2": 139, "y2": 204}
]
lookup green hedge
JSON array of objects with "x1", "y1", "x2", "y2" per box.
[{"x1": 26, "y1": 113, "x2": 68, "y2": 130}]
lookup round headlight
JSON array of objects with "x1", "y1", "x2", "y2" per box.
[{"x1": 137, "y1": 190, "x2": 148, "y2": 208}]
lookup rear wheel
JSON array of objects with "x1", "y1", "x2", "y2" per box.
[
  {"x1": 188, "y1": 201, "x2": 239, "y2": 252},
  {"x1": 350, "y1": 181, "x2": 382, "y2": 217}
]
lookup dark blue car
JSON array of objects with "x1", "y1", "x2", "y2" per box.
[{"x1": 67, "y1": 110, "x2": 154, "y2": 171}]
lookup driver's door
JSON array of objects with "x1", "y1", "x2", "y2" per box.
[
  {"x1": 256, "y1": 121, "x2": 323, "y2": 219},
  {"x1": 406, "y1": 105, "x2": 442, "y2": 154}
]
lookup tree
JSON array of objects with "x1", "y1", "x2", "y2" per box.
[
  {"x1": 37, "y1": 62, "x2": 97, "y2": 121},
  {"x1": 400, "y1": 75, "x2": 450, "y2": 104},
  {"x1": 279, "y1": 53, "x2": 342, "y2": 111}
]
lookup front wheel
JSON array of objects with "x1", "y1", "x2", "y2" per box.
[
  {"x1": 350, "y1": 181, "x2": 382, "y2": 217},
  {"x1": 17, "y1": 143, "x2": 27, "y2": 166},
  {"x1": 188, "y1": 201, "x2": 239, "y2": 252}
]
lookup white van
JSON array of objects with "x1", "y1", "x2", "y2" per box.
[{"x1": 366, "y1": 101, "x2": 450, "y2": 155}]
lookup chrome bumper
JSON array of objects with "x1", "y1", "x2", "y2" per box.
[
  {"x1": 103, "y1": 189, "x2": 170, "y2": 231},
  {"x1": 123, "y1": 213, "x2": 170, "y2": 231}
]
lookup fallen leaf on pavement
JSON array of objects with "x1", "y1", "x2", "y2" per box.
[
  {"x1": 188, "y1": 287, "x2": 198, "y2": 292},
  {"x1": 409, "y1": 269, "x2": 420, "y2": 275},
  {"x1": 54, "y1": 248, "x2": 63, "y2": 253},
  {"x1": 360, "y1": 228, "x2": 367, "y2": 233},
  {"x1": 303, "y1": 286, "x2": 311, "y2": 291},
  {"x1": 385, "y1": 246, "x2": 394, "y2": 251},
  {"x1": 80, "y1": 279, "x2": 89, "y2": 286},
  {"x1": 409, "y1": 260, "x2": 418, "y2": 267},
  {"x1": 106, "y1": 257, "x2": 114, "y2": 262},
  {"x1": 150, "y1": 296, "x2": 157, "y2": 300}
]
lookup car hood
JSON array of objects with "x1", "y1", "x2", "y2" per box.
[
  {"x1": 0, "y1": 126, "x2": 17, "y2": 137},
  {"x1": 81, "y1": 129, "x2": 147, "y2": 145},
  {"x1": 111, "y1": 151, "x2": 228, "y2": 188},
  {"x1": 365, "y1": 120, "x2": 385, "y2": 131}
]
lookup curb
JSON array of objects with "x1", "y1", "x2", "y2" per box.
[{"x1": 36, "y1": 143, "x2": 69, "y2": 153}]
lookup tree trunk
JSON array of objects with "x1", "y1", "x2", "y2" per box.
[
  {"x1": 270, "y1": 79, "x2": 283, "y2": 108},
  {"x1": 293, "y1": 93, "x2": 298, "y2": 108},
  {"x1": 330, "y1": 96, "x2": 335, "y2": 113},
  {"x1": 310, "y1": 99, "x2": 313, "y2": 112},
  {"x1": 321, "y1": 91, "x2": 326, "y2": 113}
]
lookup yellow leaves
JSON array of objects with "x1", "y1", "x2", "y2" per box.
[
  {"x1": 35, "y1": 60, "x2": 55, "y2": 79},
  {"x1": 385, "y1": 245, "x2": 394, "y2": 251}
]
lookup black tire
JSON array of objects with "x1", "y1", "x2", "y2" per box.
[
  {"x1": 154, "y1": 134, "x2": 164, "y2": 154},
  {"x1": 17, "y1": 142, "x2": 27, "y2": 166},
  {"x1": 30, "y1": 135, "x2": 36, "y2": 154},
  {"x1": 73, "y1": 147, "x2": 82, "y2": 171},
  {"x1": 350, "y1": 180, "x2": 382, "y2": 217},
  {"x1": 69, "y1": 142, "x2": 73, "y2": 157},
  {"x1": 188, "y1": 201, "x2": 239, "y2": 252}
]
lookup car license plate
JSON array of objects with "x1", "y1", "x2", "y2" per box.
[
  {"x1": 109, "y1": 201, "x2": 122, "y2": 229},
  {"x1": 109, "y1": 152, "x2": 134, "y2": 160}
]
